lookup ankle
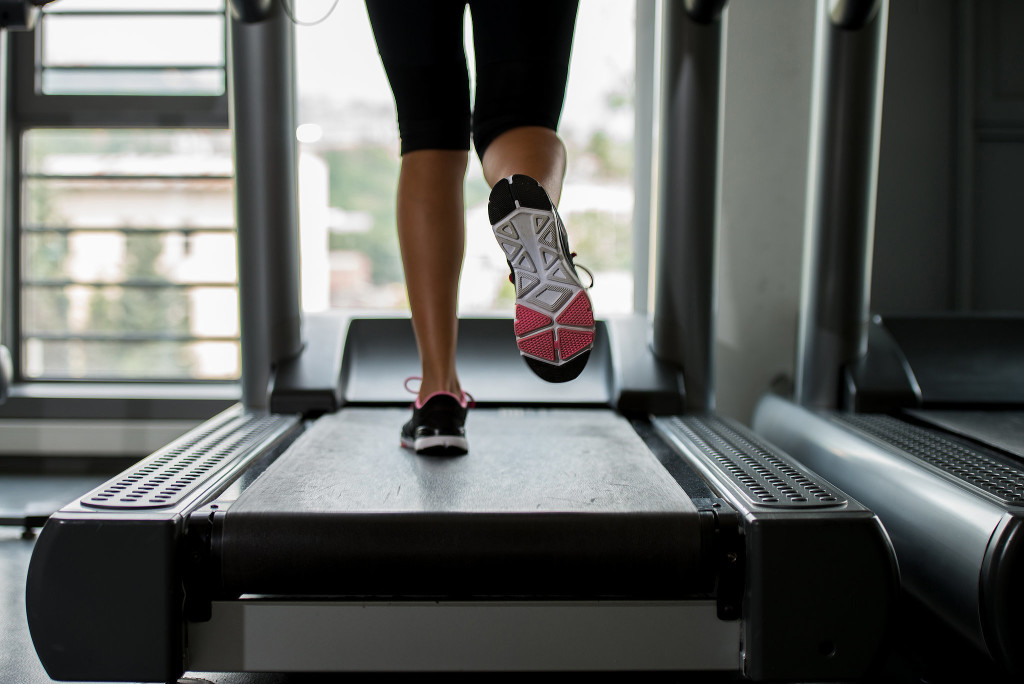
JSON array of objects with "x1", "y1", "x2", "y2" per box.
[{"x1": 417, "y1": 378, "x2": 462, "y2": 405}]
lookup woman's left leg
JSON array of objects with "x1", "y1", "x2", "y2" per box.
[{"x1": 396, "y1": 149, "x2": 469, "y2": 402}]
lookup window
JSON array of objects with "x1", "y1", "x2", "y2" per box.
[
  {"x1": 291, "y1": 0, "x2": 637, "y2": 316},
  {"x1": 5, "y1": 1, "x2": 640, "y2": 382},
  {"x1": 39, "y1": 1, "x2": 226, "y2": 96},
  {"x1": 7, "y1": 1, "x2": 236, "y2": 382},
  {"x1": 20, "y1": 128, "x2": 236, "y2": 380}
]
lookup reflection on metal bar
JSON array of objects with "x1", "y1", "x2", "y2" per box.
[
  {"x1": 24, "y1": 333, "x2": 238, "y2": 343},
  {"x1": 43, "y1": 11, "x2": 225, "y2": 17},
  {"x1": 23, "y1": 280, "x2": 235, "y2": 288},
  {"x1": 23, "y1": 226, "x2": 235, "y2": 234},
  {"x1": 24, "y1": 174, "x2": 233, "y2": 181},
  {"x1": 41, "y1": 65, "x2": 225, "y2": 72}
]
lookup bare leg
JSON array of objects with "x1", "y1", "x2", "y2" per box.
[
  {"x1": 396, "y1": 149, "x2": 469, "y2": 403},
  {"x1": 481, "y1": 126, "x2": 567, "y2": 205}
]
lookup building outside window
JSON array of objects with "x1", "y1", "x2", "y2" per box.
[{"x1": 10, "y1": 1, "x2": 235, "y2": 382}]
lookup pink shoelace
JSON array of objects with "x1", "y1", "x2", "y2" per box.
[{"x1": 403, "y1": 376, "x2": 475, "y2": 409}]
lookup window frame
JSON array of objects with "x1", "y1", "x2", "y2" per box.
[{"x1": 1, "y1": 7, "x2": 238, "y2": 422}]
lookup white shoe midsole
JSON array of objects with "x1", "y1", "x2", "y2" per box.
[{"x1": 407, "y1": 435, "x2": 468, "y2": 451}]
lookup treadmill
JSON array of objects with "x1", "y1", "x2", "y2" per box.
[
  {"x1": 752, "y1": 0, "x2": 1024, "y2": 676},
  {"x1": 25, "y1": 2, "x2": 896, "y2": 681}
]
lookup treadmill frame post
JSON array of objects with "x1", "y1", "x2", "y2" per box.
[
  {"x1": 794, "y1": 0, "x2": 888, "y2": 409},
  {"x1": 228, "y1": 4, "x2": 304, "y2": 411},
  {"x1": 651, "y1": 1, "x2": 727, "y2": 412}
]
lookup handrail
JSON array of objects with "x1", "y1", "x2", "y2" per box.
[
  {"x1": 794, "y1": 0, "x2": 889, "y2": 408},
  {"x1": 651, "y1": 0, "x2": 728, "y2": 411},
  {"x1": 829, "y1": 0, "x2": 882, "y2": 30},
  {"x1": 0, "y1": 345, "x2": 10, "y2": 405},
  {"x1": 684, "y1": 0, "x2": 728, "y2": 25},
  {"x1": 228, "y1": 0, "x2": 272, "y2": 24},
  {"x1": 228, "y1": 1, "x2": 304, "y2": 410}
]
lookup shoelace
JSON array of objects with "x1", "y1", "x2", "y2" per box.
[
  {"x1": 505, "y1": 254, "x2": 594, "y2": 290},
  {"x1": 403, "y1": 376, "x2": 475, "y2": 408},
  {"x1": 571, "y1": 255, "x2": 595, "y2": 289}
]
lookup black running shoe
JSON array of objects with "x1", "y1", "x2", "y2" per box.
[
  {"x1": 400, "y1": 392, "x2": 469, "y2": 456},
  {"x1": 489, "y1": 174, "x2": 595, "y2": 383}
]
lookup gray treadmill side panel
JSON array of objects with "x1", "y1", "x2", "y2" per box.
[
  {"x1": 655, "y1": 413, "x2": 897, "y2": 681},
  {"x1": 606, "y1": 315, "x2": 685, "y2": 415},
  {"x1": 270, "y1": 311, "x2": 348, "y2": 414},
  {"x1": 753, "y1": 394, "x2": 1006, "y2": 654},
  {"x1": 27, "y1": 516, "x2": 181, "y2": 683},
  {"x1": 24, "y1": 408, "x2": 303, "y2": 683},
  {"x1": 187, "y1": 600, "x2": 740, "y2": 673}
]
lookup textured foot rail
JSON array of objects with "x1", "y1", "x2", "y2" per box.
[
  {"x1": 835, "y1": 414, "x2": 1024, "y2": 506},
  {"x1": 82, "y1": 409, "x2": 299, "y2": 510},
  {"x1": 661, "y1": 415, "x2": 847, "y2": 509}
]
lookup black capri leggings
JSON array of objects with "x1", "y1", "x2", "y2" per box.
[{"x1": 365, "y1": 0, "x2": 579, "y2": 159}]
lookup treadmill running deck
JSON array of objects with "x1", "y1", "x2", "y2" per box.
[{"x1": 218, "y1": 408, "x2": 702, "y2": 597}]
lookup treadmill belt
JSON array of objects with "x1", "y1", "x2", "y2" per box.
[
  {"x1": 220, "y1": 408, "x2": 702, "y2": 598},
  {"x1": 906, "y1": 410, "x2": 1024, "y2": 461}
]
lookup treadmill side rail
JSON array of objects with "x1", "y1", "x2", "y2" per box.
[
  {"x1": 188, "y1": 600, "x2": 740, "y2": 673},
  {"x1": 654, "y1": 414, "x2": 898, "y2": 681},
  {"x1": 752, "y1": 394, "x2": 1010, "y2": 661},
  {"x1": 25, "y1": 407, "x2": 303, "y2": 683}
]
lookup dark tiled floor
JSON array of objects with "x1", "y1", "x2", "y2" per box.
[{"x1": 0, "y1": 474, "x2": 1019, "y2": 684}]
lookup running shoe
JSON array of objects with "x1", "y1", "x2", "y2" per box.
[
  {"x1": 488, "y1": 174, "x2": 595, "y2": 383},
  {"x1": 400, "y1": 388, "x2": 471, "y2": 456}
]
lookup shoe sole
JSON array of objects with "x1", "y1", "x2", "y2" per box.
[
  {"x1": 401, "y1": 435, "x2": 468, "y2": 456},
  {"x1": 489, "y1": 175, "x2": 595, "y2": 383}
]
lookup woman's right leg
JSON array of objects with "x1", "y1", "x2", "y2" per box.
[
  {"x1": 469, "y1": 0, "x2": 578, "y2": 205},
  {"x1": 481, "y1": 126, "x2": 567, "y2": 206},
  {"x1": 469, "y1": 0, "x2": 593, "y2": 383}
]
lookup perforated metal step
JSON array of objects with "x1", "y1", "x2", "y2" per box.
[
  {"x1": 663, "y1": 416, "x2": 847, "y2": 508},
  {"x1": 82, "y1": 410, "x2": 296, "y2": 510},
  {"x1": 835, "y1": 414, "x2": 1024, "y2": 505}
]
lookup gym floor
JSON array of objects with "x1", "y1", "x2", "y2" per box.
[{"x1": 0, "y1": 471, "x2": 1018, "y2": 684}]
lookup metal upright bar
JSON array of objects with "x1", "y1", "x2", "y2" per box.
[
  {"x1": 228, "y1": 2, "x2": 303, "y2": 411},
  {"x1": 0, "y1": 29, "x2": 9, "y2": 401},
  {"x1": 651, "y1": 0, "x2": 727, "y2": 412},
  {"x1": 632, "y1": 0, "x2": 658, "y2": 315},
  {"x1": 794, "y1": 0, "x2": 888, "y2": 409},
  {"x1": 0, "y1": 32, "x2": 6, "y2": 334}
]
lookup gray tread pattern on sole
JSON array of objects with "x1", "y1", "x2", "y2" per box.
[{"x1": 490, "y1": 177, "x2": 594, "y2": 367}]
